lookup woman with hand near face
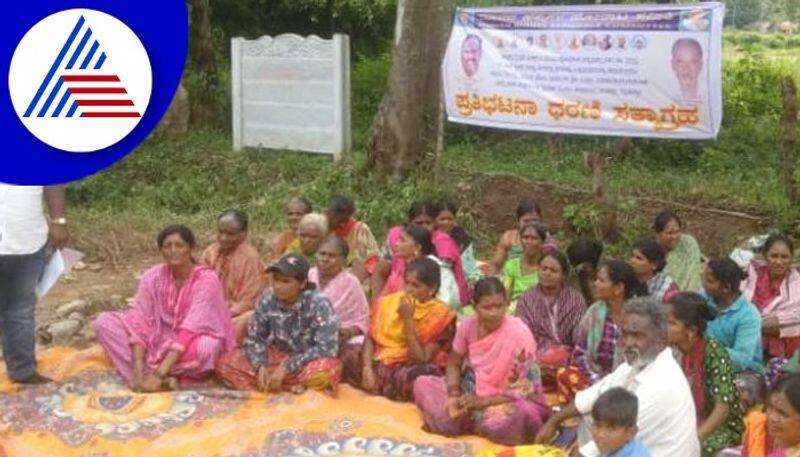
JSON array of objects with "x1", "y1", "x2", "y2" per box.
[
  {"x1": 94, "y1": 225, "x2": 235, "y2": 392},
  {"x1": 742, "y1": 234, "x2": 800, "y2": 359},
  {"x1": 414, "y1": 277, "x2": 550, "y2": 445},
  {"x1": 345, "y1": 257, "x2": 456, "y2": 401}
]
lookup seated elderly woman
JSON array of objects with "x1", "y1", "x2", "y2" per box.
[
  {"x1": 202, "y1": 209, "x2": 267, "y2": 343},
  {"x1": 94, "y1": 225, "x2": 235, "y2": 392},
  {"x1": 272, "y1": 197, "x2": 313, "y2": 261},
  {"x1": 308, "y1": 236, "x2": 370, "y2": 354},
  {"x1": 325, "y1": 195, "x2": 380, "y2": 281},
  {"x1": 344, "y1": 257, "x2": 457, "y2": 401},
  {"x1": 215, "y1": 254, "x2": 341, "y2": 393},
  {"x1": 414, "y1": 277, "x2": 551, "y2": 445},
  {"x1": 288, "y1": 212, "x2": 327, "y2": 264}
]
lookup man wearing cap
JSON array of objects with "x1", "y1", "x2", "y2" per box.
[{"x1": 215, "y1": 254, "x2": 342, "y2": 393}]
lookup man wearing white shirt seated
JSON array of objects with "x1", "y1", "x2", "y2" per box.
[{"x1": 535, "y1": 297, "x2": 700, "y2": 457}]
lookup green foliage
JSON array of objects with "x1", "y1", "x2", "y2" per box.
[{"x1": 562, "y1": 203, "x2": 601, "y2": 238}]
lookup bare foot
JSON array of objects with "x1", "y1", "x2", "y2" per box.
[{"x1": 163, "y1": 377, "x2": 179, "y2": 391}]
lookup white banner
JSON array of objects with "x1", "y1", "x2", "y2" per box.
[{"x1": 443, "y1": 3, "x2": 725, "y2": 139}]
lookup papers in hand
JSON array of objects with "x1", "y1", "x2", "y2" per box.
[{"x1": 36, "y1": 248, "x2": 85, "y2": 298}]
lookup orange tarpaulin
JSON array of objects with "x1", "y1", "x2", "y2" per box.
[{"x1": 0, "y1": 346, "x2": 506, "y2": 457}]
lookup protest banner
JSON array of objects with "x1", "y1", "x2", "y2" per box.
[{"x1": 442, "y1": 3, "x2": 724, "y2": 139}]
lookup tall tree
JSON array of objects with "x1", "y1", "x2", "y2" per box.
[
  {"x1": 366, "y1": 0, "x2": 452, "y2": 179},
  {"x1": 189, "y1": 0, "x2": 217, "y2": 126}
]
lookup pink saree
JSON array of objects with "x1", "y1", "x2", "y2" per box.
[
  {"x1": 308, "y1": 267, "x2": 369, "y2": 339},
  {"x1": 94, "y1": 264, "x2": 236, "y2": 385},
  {"x1": 380, "y1": 226, "x2": 468, "y2": 305}
]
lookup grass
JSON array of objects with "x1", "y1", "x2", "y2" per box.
[{"x1": 67, "y1": 31, "x2": 800, "y2": 259}]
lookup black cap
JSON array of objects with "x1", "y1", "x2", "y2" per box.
[{"x1": 267, "y1": 254, "x2": 310, "y2": 281}]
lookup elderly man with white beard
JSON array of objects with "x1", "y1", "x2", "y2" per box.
[{"x1": 535, "y1": 297, "x2": 700, "y2": 457}]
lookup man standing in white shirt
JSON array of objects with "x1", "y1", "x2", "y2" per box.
[
  {"x1": 0, "y1": 184, "x2": 69, "y2": 384},
  {"x1": 535, "y1": 297, "x2": 700, "y2": 457}
]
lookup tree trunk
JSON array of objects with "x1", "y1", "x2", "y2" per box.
[
  {"x1": 584, "y1": 144, "x2": 619, "y2": 241},
  {"x1": 366, "y1": 0, "x2": 452, "y2": 179},
  {"x1": 779, "y1": 75, "x2": 799, "y2": 204},
  {"x1": 189, "y1": 0, "x2": 217, "y2": 126}
]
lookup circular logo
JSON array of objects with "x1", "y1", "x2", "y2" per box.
[{"x1": 8, "y1": 9, "x2": 152, "y2": 153}]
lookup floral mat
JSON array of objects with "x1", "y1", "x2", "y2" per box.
[{"x1": 0, "y1": 346, "x2": 509, "y2": 457}]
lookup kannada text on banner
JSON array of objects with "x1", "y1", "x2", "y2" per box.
[{"x1": 442, "y1": 3, "x2": 725, "y2": 139}]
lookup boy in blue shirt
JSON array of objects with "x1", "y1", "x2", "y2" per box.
[{"x1": 590, "y1": 388, "x2": 651, "y2": 457}]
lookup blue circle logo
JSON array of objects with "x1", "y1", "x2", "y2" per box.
[{"x1": 3, "y1": 1, "x2": 187, "y2": 184}]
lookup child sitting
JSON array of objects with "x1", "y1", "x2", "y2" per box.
[{"x1": 589, "y1": 387, "x2": 651, "y2": 457}]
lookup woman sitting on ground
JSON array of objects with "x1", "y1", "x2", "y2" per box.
[
  {"x1": 94, "y1": 225, "x2": 235, "y2": 391},
  {"x1": 654, "y1": 210, "x2": 703, "y2": 292},
  {"x1": 666, "y1": 292, "x2": 744, "y2": 457},
  {"x1": 742, "y1": 234, "x2": 800, "y2": 360},
  {"x1": 202, "y1": 209, "x2": 267, "y2": 343},
  {"x1": 566, "y1": 237, "x2": 604, "y2": 304},
  {"x1": 629, "y1": 237, "x2": 679, "y2": 304},
  {"x1": 325, "y1": 195, "x2": 380, "y2": 281},
  {"x1": 344, "y1": 257, "x2": 456, "y2": 401},
  {"x1": 272, "y1": 197, "x2": 312, "y2": 261},
  {"x1": 702, "y1": 257, "x2": 763, "y2": 373},
  {"x1": 373, "y1": 200, "x2": 468, "y2": 307},
  {"x1": 434, "y1": 200, "x2": 482, "y2": 284},
  {"x1": 502, "y1": 223, "x2": 547, "y2": 304},
  {"x1": 764, "y1": 374, "x2": 800, "y2": 457},
  {"x1": 307, "y1": 236, "x2": 369, "y2": 356},
  {"x1": 373, "y1": 224, "x2": 461, "y2": 310},
  {"x1": 490, "y1": 200, "x2": 556, "y2": 275},
  {"x1": 288, "y1": 212, "x2": 327, "y2": 264},
  {"x1": 215, "y1": 254, "x2": 341, "y2": 393},
  {"x1": 556, "y1": 260, "x2": 646, "y2": 404},
  {"x1": 515, "y1": 250, "x2": 586, "y2": 389},
  {"x1": 414, "y1": 277, "x2": 551, "y2": 445}
]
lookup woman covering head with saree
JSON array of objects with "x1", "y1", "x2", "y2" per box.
[
  {"x1": 555, "y1": 260, "x2": 646, "y2": 404},
  {"x1": 654, "y1": 210, "x2": 703, "y2": 292},
  {"x1": 666, "y1": 292, "x2": 744, "y2": 457},
  {"x1": 94, "y1": 225, "x2": 235, "y2": 392},
  {"x1": 414, "y1": 277, "x2": 551, "y2": 445},
  {"x1": 372, "y1": 200, "x2": 468, "y2": 307},
  {"x1": 202, "y1": 209, "x2": 267, "y2": 343},
  {"x1": 434, "y1": 200, "x2": 482, "y2": 284},
  {"x1": 344, "y1": 257, "x2": 456, "y2": 401}
]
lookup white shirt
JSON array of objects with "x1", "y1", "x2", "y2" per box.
[
  {"x1": 0, "y1": 185, "x2": 48, "y2": 255},
  {"x1": 575, "y1": 347, "x2": 700, "y2": 457}
]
